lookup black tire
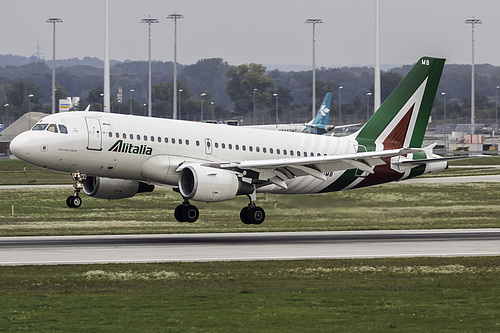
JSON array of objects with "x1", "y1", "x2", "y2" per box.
[
  {"x1": 66, "y1": 196, "x2": 81, "y2": 208},
  {"x1": 182, "y1": 205, "x2": 199, "y2": 223},
  {"x1": 240, "y1": 207, "x2": 252, "y2": 224},
  {"x1": 248, "y1": 206, "x2": 265, "y2": 224},
  {"x1": 174, "y1": 205, "x2": 186, "y2": 222}
]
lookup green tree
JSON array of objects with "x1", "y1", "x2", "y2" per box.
[{"x1": 226, "y1": 63, "x2": 275, "y2": 115}]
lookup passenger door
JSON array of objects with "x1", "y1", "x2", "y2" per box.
[{"x1": 85, "y1": 117, "x2": 102, "y2": 151}]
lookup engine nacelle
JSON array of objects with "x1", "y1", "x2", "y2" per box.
[
  {"x1": 83, "y1": 176, "x2": 155, "y2": 199},
  {"x1": 178, "y1": 165, "x2": 253, "y2": 202}
]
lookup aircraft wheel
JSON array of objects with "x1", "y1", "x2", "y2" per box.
[
  {"x1": 174, "y1": 205, "x2": 186, "y2": 222},
  {"x1": 66, "y1": 196, "x2": 82, "y2": 208},
  {"x1": 248, "y1": 206, "x2": 265, "y2": 225},
  {"x1": 240, "y1": 207, "x2": 252, "y2": 224},
  {"x1": 182, "y1": 205, "x2": 199, "y2": 223}
]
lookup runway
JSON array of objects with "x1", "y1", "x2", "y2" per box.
[{"x1": 1, "y1": 229, "x2": 499, "y2": 266}]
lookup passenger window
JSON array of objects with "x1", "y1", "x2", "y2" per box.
[
  {"x1": 186, "y1": 139, "x2": 190, "y2": 145},
  {"x1": 304, "y1": 152, "x2": 308, "y2": 157},
  {"x1": 256, "y1": 147, "x2": 260, "y2": 153},
  {"x1": 249, "y1": 146, "x2": 253, "y2": 152},
  {"x1": 270, "y1": 148, "x2": 273, "y2": 154},
  {"x1": 215, "y1": 142, "x2": 219, "y2": 148},
  {"x1": 172, "y1": 138, "x2": 176, "y2": 144},
  {"x1": 222, "y1": 143, "x2": 226, "y2": 149},
  {"x1": 179, "y1": 139, "x2": 183, "y2": 145},
  {"x1": 196, "y1": 140, "x2": 200, "y2": 146},
  {"x1": 263, "y1": 147, "x2": 267, "y2": 153},
  {"x1": 164, "y1": 137, "x2": 168, "y2": 143},
  {"x1": 47, "y1": 124, "x2": 58, "y2": 133},
  {"x1": 158, "y1": 137, "x2": 161, "y2": 142},
  {"x1": 137, "y1": 135, "x2": 141, "y2": 140},
  {"x1": 130, "y1": 134, "x2": 133, "y2": 140},
  {"x1": 228, "y1": 144, "x2": 232, "y2": 150},
  {"x1": 235, "y1": 145, "x2": 239, "y2": 150},
  {"x1": 283, "y1": 150, "x2": 287, "y2": 156},
  {"x1": 297, "y1": 151, "x2": 300, "y2": 157},
  {"x1": 144, "y1": 135, "x2": 148, "y2": 141},
  {"x1": 123, "y1": 133, "x2": 126, "y2": 139},
  {"x1": 116, "y1": 133, "x2": 120, "y2": 138},
  {"x1": 109, "y1": 132, "x2": 113, "y2": 138},
  {"x1": 151, "y1": 136, "x2": 155, "y2": 142},
  {"x1": 276, "y1": 149, "x2": 280, "y2": 155},
  {"x1": 242, "y1": 145, "x2": 246, "y2": 151},
  {"x1": 58, "y1": 125, "x2": 68, "y2": 134}
]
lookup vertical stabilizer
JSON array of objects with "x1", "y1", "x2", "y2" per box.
[
  {"x1": 303, "y1": 92, "x2": 332, "y2": 134},
  {"x1": 355, "y1": 57, "x2": 445, "y2": 152}
]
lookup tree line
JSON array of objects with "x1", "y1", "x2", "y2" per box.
[{"x1": 1, "y1": 55, "x2": 500, "y2": 127}]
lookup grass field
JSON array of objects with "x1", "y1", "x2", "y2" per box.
[
  {"x1": 0, "y1": 257, "x2": 499, "y2": 332},
  {"x1": 1, "y1": 160, "x2": 499, "y2": 332}
]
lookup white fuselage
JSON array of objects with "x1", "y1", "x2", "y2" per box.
[{"x1": 10, "y1": 111, "x2": 443, "y2": 196}]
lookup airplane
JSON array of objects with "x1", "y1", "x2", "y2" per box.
[
  {"x1": 11, "y1": 56, "x2": 450, "y2": 225},
  {"x1": 246, "y1": 92, "x2": 334, "y2": 134}
]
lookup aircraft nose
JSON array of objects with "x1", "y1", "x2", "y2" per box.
[{"x1": 10, "y1": 132, "x2": 33, "y2": 160}]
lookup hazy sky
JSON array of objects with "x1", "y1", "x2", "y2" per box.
[{"x1": 2, "y1": 0, "x2": 499, "y2": 67}]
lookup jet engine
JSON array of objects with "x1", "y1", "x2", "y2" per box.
[
  {"x1": 82, "y1": 176, "x2": 155, "y2": 199},
  {"x1": 178, "y1": 165, "x2": 253, "y2": 202}
]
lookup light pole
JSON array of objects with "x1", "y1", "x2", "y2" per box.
[
  {"x1": 28, "y1": 94, "x2": 34, "y2": 130},
  {"x1": 46, "y1": 18, "x2": 62, "y2": 114},
  {"x1": 141, "y1": 16, "x2": 160, "y2": 117},
  {"x1": 100, "y1": 93, "x2": 104, "y2": 111},
  {"x1": 167, "y1": 12, "x2": 184, "y2": 120},
  {"x1": 129, "y1": 89, "x2": 134, "y2": 115},
  {"x1": 178, "y1": 89, "x2": 183, "y2": 120},
  {"x1": 496, "y1": 86, "x2": 499, "y2": 125},
  {"x1": 253, "y1": 88, "x2": 257, "y2": 125},
  {"x1": 441, "y1": 91, "x2": 448, "y2": 155},
  {"x1": 3, "y1": 103, "x2": 8, "y2": 128},
  {"x1": 465, "y1": 17, "x2": 482, "y2": 135},
  {"x1": 305, "y1": 18, "x2": 323, "y2": 119},
  {"x1": 211, "y1": 101, "x2": 214, "y2": 120},
  {"x1": 366, "y1": 92, "x2": 372, "y2": 122},
  {"x1": 273, "y1": 93, "x2": 279, "y2": 127},
  {"x1": 103, "y1": 0, "x2": 110, "y2": 112},
  {"x1": 200, "y1": 93, "x2": 206, "y2": 121},
  {"x1": 374, "y1": 0, "x2": 381, "y2": 111},
  {"x1": 339, "y1": 86, "x2": 343, "y2": 124}
]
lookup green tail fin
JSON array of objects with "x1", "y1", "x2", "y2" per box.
[{"x1": 355, "y1": 56, "x2": 445, "y2": 152}]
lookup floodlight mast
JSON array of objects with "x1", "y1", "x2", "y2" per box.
[
  {"x1": 167, "y1": 12, "x2": 184, "y2": 120},
  {"x1": 305, "y1": 18, "x2": 323, "y2": 119},
  {"x1": 46, "y1": 18, "x2": 62, "y2": 114},
  {"x1": 103, "y1": 0, "x2": 110, "y2": 113},
  {"x1": 465, "y1": 17, "x2": 482, "y2": 135},
  {"x1": 141, "y1": 16, "x2": 160, "y2": 117}
]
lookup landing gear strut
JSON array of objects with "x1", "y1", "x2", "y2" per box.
[
  {"x1": 66, "y1": 172, "x2": 84, "y2": 208},
  {"x1": 239, "y1": 190, "x2": 265, "y2": 225},
  {"x1": 174, "y1": 198, "x2": 199, "y2": 223}
]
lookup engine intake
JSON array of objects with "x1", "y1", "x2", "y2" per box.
[
  {"x1": 178, "y1": 165, "x2": 253, "y2": 202},
  {"x1": 83, "y1": 176, "x2": 154, "y2": 199}
]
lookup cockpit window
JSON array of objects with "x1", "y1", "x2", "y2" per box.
[
  {"x1": 32, "y1": 124, "x2": 48, "y2": 131},
  {"x1": 58, "y1": 125, "x2": 68, "y2": 134},
  {"x1": 47, "y1": 124, "x2": 59, "y2": 133}
]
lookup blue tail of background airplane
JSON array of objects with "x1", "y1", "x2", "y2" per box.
[{"x1": 303, "y1": 92, "x2": 332, "y2": 135}]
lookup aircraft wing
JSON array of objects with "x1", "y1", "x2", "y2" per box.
[{"x1": 201, "y1": 148, "x2": 422, "y2": 188}]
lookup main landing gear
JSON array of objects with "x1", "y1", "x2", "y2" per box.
[
  {"x1": 173, "y1": 189, "x2": 266, "y2": 225},
  {"x1": 66, "y1": 172, "x2": 84, "y2": 208},
  {"x1": 239, "y1": 191, "x2": 265, "y2": 225},
  {"x1": 174, "y1": 199, "x2": 200, "y2": 223}
]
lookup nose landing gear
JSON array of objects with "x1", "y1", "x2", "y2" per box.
[{"x1": 66, "y1": 172, "x2": 84, "y2": 208}]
